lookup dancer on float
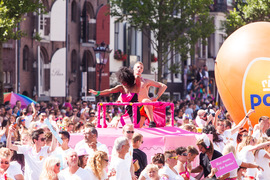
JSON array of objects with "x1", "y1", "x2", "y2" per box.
[
  {"x1": 89, "y1": 67, "x2": 141, "y2": 127},
  {"x1": 132, "y1": 61, "x2": 167, "y2": 127}
]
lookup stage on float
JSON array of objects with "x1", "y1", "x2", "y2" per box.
[{"x1": 69, "y1": 127, "x2": 201, "y2": 164}]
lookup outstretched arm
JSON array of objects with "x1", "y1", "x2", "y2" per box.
[
  {"x1": 248, "y1": 141, "x2": 270, "y2": 151},
  {"x1": 231, "y1": 109, "x2": 255, "y2": 135},
  {"x1": 89, "y1": 85, "x2": 123, "y2": 96}
]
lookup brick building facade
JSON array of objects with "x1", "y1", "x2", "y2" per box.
[{"x1": 2, "y1": 0, "x2": 110, "y2": 101}]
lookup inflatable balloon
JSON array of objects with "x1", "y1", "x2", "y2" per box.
[{"x1": 215, "y1": 22, "x2": 270, "y2": 127}]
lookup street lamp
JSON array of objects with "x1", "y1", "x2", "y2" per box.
[{"x1": 93, "y1": 42, "x2": 112, "y2": 98}]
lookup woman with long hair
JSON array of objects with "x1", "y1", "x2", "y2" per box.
[
  {"x1": 238, "y1": 136, "x2": 270, "y2": 179},
  {"x1": 202, "y1": 125, "x2": 224, "y2": 153},
  {"x1": 89, "y1": 67, "x2": 141, "y2": 126},
  {"x1": 85, "y1": 151, "x2": 112, "y2": 180},
  {"x1": 39, "y1": 156, "x2": 61, "y2": 180},
  {"x1": 191, "y1": 133, "x2": 225, "y2": 179},
  {"x1": 222, "y1": 144, "x2": 263, "y2": 179},
  {"x1": 0, "y1": 147, "x2": 24, "y2": 180},
  {"x1": 254, "y1": 137, "x2": 270, "y2": 179}
]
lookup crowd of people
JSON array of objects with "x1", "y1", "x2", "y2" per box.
[
  {"x1": 0, "y1": 62, "x2": 269, "y2": 179},
  {"x1": 0, "y1": 91, "x2": 269, "y2": 180}
]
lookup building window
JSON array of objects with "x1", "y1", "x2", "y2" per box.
[
  {"x1": 114, "y1": 22, "x2": 119, "y2": 49},
  {"x1": 7, "y1": 72, "x2": 10, "y2": 83},
  {"x1": 71, "y1": 50, "x2": 77, "y2": 73},
  {"x1": 23, "y1": 45, "x2": 29, "y2": 71},
  {"x1": 71, "y1": 0, "x2": 77, "y2": 22},
  {"x1": 3, "y1": 72, "x2": 6, "y2": 83}
]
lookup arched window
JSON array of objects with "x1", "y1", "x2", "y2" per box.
[
  {"x1": 71, "y1": 0, "x2": 77, "y2": 22},
  {"x1": 71, "y1": 50, "x2": 77, "y2": 73},
  {"x1": 23, "y1": 45, "x2": 29, "y2": 71},
  {"x1": 7, "y1": 72, "x2": 10, "y2": 83},
  {"x1": 3, "y1": 72, "x2": 6, "y2": 83}
]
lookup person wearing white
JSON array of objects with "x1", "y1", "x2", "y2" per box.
[
  {"x1": 7, "y1": 127, "x2": 57, "y2": 180},
  {"x1": 23, "y1": 102, "x2": 37, "y2": 128},
  {"x1": 222, "y1": 144, "x2": 262, "y2": 179},
  {"x1": 75, "y1": 127, "x2": 108, "y2": 158},
  {"x1": 111, "y1": 124, "x2": 136, "y2": 179},
  {"x1": 58, "y1": 150, "x2": 91, "y2": 180},
  {"x1": 216, "y1": 109, "x2": 255, "y2": 150},
  {"x1": 159, "y1": 150, "x2": 184, "y2": 180},
  {"x1": 254, "y1": 139, "x2": 270, "y2": 180},
  {"x1": 0, "y1": 148, "x2": 24, "y2": 180},
  {"x1": 52, "y1": 130, "x2": 73, "y2": 170},
  {"x1": 84, "y1": 151, "x2": 113, "y2": 180},
  {"x1": 109, "y1": 137, "x2": 132, "y2": 180},
  {"x1": 195, "y1": 110, "x2": 207, "y2": 128},
  {"x1": 252, "y1": 116, "x2": 270, "y2": 140}
]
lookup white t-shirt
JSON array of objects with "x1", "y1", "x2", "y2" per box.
[
  {"x1": 109, "y1": 156, "x2": 132, "y2": 180},
  {"x1": 111, "y1": 141, "x2": 133, "y2": 171},
  {"x1": 17, "y1": 145, "x2": 50, "y2": 180},
  {"x1": 24, "y1": 115, "x2": 33, "y2": 128},
  {"x1": 75, "y1": 141, "x2": 109, "y2": 158},
  {"x1": 195, "y1": 116, "x2": 206, "y2": 128},
  {"x1": 223, "y1": 129, "x2": 238, "y2": 147},
  {"x1": 85, "y1": 166, "x2": 108, "y2": 180},
  {"x1": 238, "y1": 145, "x2": 256, "y2": 177},
  {"x1": 252, "y1": 130, "x2": 267, "y2": 140},
  {"x1": 36, "y1": 121, "x2": 46, "y2": 128},
  {"x1": 159, "y1": 165, "x2": 184, "y2": 180},
  {"x1": 58, "y1": 167, "x2": 91, "y2": 180},
  {"x1": 228, "y1": 158, "x2": 242, "y2": 178},
  {"x1": 255, "y1": 149, "x2": 270, "y2": 180},
  {"x1": 52, "y1": 147, "x2": 73, "y2": 170},
  {"x1": 0, "y1": 161, "x2": 23, "y2": 179}
]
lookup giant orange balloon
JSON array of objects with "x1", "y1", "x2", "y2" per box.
[{"x1": 215, "y1": 22, "x2": 270, "y2": 127}]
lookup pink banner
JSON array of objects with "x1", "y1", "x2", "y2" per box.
[{"x1": 210, "y1": 152, "x2": 238, "y2": 177}]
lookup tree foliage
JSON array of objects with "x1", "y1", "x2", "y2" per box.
[
  {"x1": 110, "y1": 0, "x2": 215, "y2": 81},
  {"x1": 0, "y1": 0, "x2": 44, "y2": 103},
  {"x1": 0, "y1": 0, "x2": 43, "y2": 42},
  {"x1": 223, "y1": 0, "x2": 270, "y2": 36}
]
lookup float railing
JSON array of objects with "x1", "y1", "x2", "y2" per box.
[{"x1": 96, "y1": 101, "x2": 174, "y2": 128}]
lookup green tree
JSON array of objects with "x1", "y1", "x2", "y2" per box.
[
  {"x1": 0, "y1": 0, "x2": 43, "y2": 103},
  {"x1": 110, "y1": 0, "x2": 215, "y2": 82},
  {"x1": 224, "y1": 0, "x2": 270, "y2": 36}
]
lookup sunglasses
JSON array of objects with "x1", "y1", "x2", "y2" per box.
[
  {"x1": 126, "y1": 131, "x2": 134, "y2": 134},
  {"x1": 39, "y1": 138, "x2": 46, "y2": 141},
  {"x1": 181, "y1": 153, "x2": 188, "y2": 156},
  {"x1": 21, "y1": 119, "x2": 25, "y2": 122},
  {"x1": 0, "y1": 161, "x2": 9, "y2": 165},
  {"x1": 169, "y1": 156, "x2": 178, "y2": 160},
  {"x1": 56, "y1": 163, "x2": 60, "y2": 167},
  {"x1": 104, "y1": 159, "x2": 109, "y2": 162}
]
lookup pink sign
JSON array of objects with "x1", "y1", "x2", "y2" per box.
[{"x1": 210, "y1": 152, "x2": 238, "y2": 177}]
